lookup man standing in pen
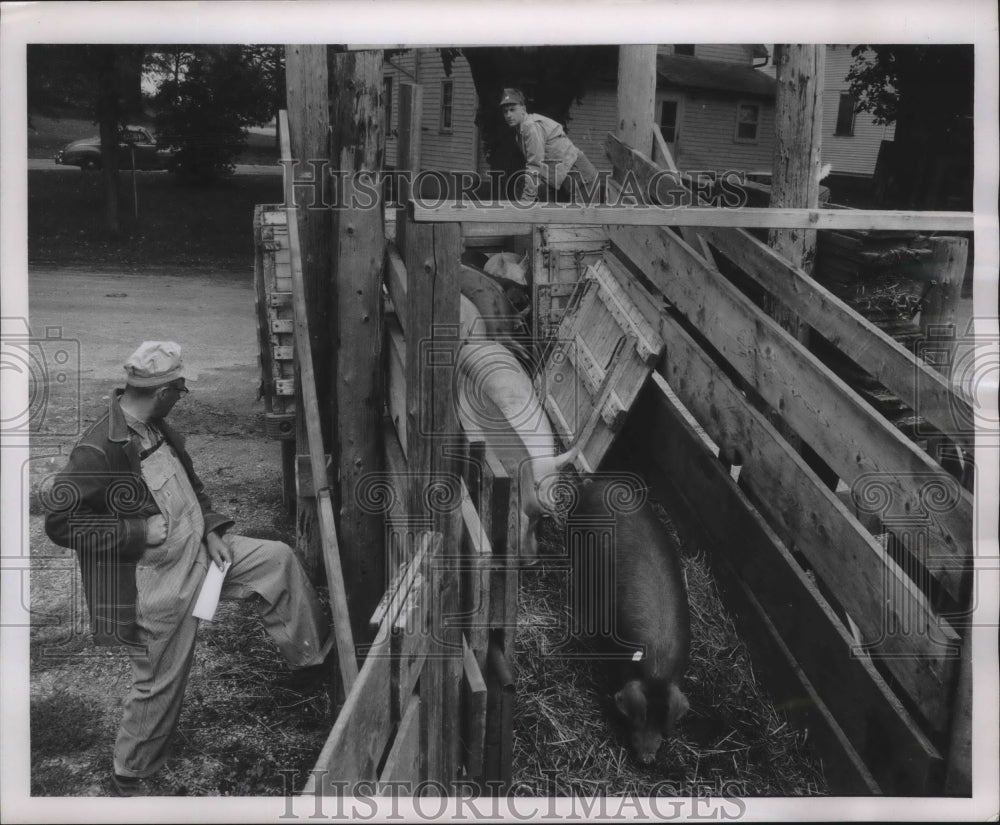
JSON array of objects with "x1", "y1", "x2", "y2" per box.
[
  {"x1": 500, "y1": 87, "x2": 604, "y2": 205},
  {"x1": 44, "y1": 341, "x2": 333, "y2": 796}
]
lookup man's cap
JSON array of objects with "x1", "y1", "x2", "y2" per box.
[
  {"x1": 499, "y1": 88, "x2": 525, "y2": 108},
  {"x1": 124, "y1": 341, "x2": 188, "y2": 388}
]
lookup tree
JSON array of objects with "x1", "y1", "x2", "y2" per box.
[
  {"x1": 847, "y1": 45, "x2": 973, "y2": 209},
  {"x1": 440, "y1": 46, "x2": 618, "y2": 195},
  {"x1": 28, "y1": 44, "x2": 144, "y2": 233},
  {"x1": 149, "y1": 45, "x2": 281, "y2": 181}
]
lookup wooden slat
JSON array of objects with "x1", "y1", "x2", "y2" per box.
[
  {"x1": 460, "y1": 480, "x2": 492, "y2": 667},
  {"x1": 305, "y1": 632, "x2": 392, "y2": 792},
  {"x1": 460, "y1": 221, "x2": 532, "y2": 238},
  {"x1": 409, "y1": 199, "x2": 974, "y2": 232},
  {"x1": 281, "y1": 110, "x2": 358, "y2": 693},
  {"x1": 609, "y1": 222, "x2": 972, "y2": 604},
  {"x1": 386, "y1": 313, "x2": 408, "y2": 454},
  {"x1": 385, "y1": 244, "x2": 409, "y2": 337},
  {"x1": 700, "y1": 225, "x2": 974, "y2": 449},
  {"x1": 657, "y1": 312, "x2": 959, "y2": 725},
  {"x1": 461, "y1": 636, "x2": 488, "y2": 780},
  {"x1": 391, "y1": 572, "x2": 430, "y2": 719},
  {"x1": 622, "y1": 378, "x2": 943, "y2": 795},
  {"x1": 378, "y1": 695, "x2": 421, "y2": 790}
]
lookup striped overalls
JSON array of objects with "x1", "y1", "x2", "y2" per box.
[{"x1": 113, "y1": 419, "x2": 329, "y2": 778}]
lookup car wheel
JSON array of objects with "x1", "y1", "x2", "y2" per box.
[{"x1": 80, "y1": 158, "x2": 100, "y2": 171}]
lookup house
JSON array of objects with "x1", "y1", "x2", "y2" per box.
[
  {"x1": 568, "y1": 45, "x2": 778, "y2": 175},
  {"x1": 383, "y1": 50, "x2": 481, "y2": 175},
  {"x1": 384, "y1": 45, "x2": 894, "y2": 183}
]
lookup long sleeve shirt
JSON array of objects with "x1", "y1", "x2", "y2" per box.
[{"x1": 515, "y1": 113, "x2": 580, "y2": 201}]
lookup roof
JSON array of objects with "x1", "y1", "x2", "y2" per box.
[{"x1": 656, "y1": 53, "x2": 777, "y2": 98}]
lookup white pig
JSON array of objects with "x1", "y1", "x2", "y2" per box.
[{"x1": 454, "y1": 337, "x2": 577, "y2": 560}]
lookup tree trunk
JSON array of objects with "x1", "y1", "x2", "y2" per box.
[{"x1": 93, "y1": 45, "x2": 120, "y2": 234}]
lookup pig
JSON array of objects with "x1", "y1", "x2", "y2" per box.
[
  {"x1": 484, "y1": 251, "x2": 529, "y2": 287},
  {"x1": 568, "y1": 476, "x2": 691, "y2": 764},
  {"x1": 454, "y1": 337, "x2": 576, "y2": 561},
  {"x1": 459, "y1": 265, "x2": 531, "y2": 366}
]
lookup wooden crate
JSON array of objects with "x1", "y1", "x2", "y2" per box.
[{"x1": 253, "y1": 204, "x2": 296, "y2": 440}]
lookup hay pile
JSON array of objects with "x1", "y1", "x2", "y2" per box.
[{"x1": 512, "y1": 503, "x2": 829, "y2": 797}]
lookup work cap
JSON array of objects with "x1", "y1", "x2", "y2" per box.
[
  {"x1": 499, "y1": 88, "x2": 525, "y2": 107},
  {"x1": 124, "y1": 341, "x2": 188, "y2": 387}
]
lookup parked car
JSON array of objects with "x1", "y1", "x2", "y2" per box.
[{"x1": 54, "y1": 125, "x2": 178, "y2": 172}]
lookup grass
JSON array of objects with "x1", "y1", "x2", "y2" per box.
[{"x1": 28, "y1": 168, "x2": 283, "y2": 271}]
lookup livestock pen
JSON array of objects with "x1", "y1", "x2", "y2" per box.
[{"x1": 255, "y1": 46, "x2": 979, "y2": 802}]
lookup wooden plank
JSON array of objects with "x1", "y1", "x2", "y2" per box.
[
  {"x1": 394, "y1": 82, "x2": 422, "y2": 254},
  {"x1": 386, "y1": 313, "x2": 408, "y2": 454},
  {"x1": 656, "y1": 314, "x2": 959, "y2": 725},
  {"x1": 330, "y1": 49, "x2": 387, "y2": 645},
  {"x1": 461, "y1": 636, "x2": 488, "y2": 781},
  {"x1": 616, "y1": 45, "x2": 657, "y2": 159},
  {"x1": 609, "y1": 221, "x2": 973, "y2": 604},
  {"x1": 943, "y1": 628, "x2": 973, "y2": 794},
  {"x1": 305, "y1": 631, "x2": 392, "y2": 792},
  {"x1": 284, "y1": 45, "x2": 331, "y2": 586},
  {"x1": 919, "y1": 236, "x2": 970, "y2": 373},
  {"x1": 460, "y1": 222, "x2": 532, "y2": 239},
  {"x1": 702, "y1": 226, "x2": 974, "y2": 448},
  {"x1": 378, "y1": 695, "x2": 422, "y2": 790},
  {"x1": 281, "y1": 110, "x2": 358, "y2": 694},
  {"x1": 460, "y1": 480, "x2": 493, "y2": 668},
  {"x1": 483, "y1": 639, "x2": 516, "y2": 790},
  {"x1": 411, "y1": 199, "x2": 975, "y2": 232},
  {"x1": 622, "y1": 379, "x2": 944, "y2": 795},
  {"x1": 391, "y1": 572, "x2": 430, "y2": 719},
  {"x1": 716, "y1": 556, "x2": 882, "y2": 795},
  {"x1": 385, "y1": 244, "x2": 409, "y2": 337}
]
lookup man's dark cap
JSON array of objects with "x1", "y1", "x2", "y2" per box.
[{"x1": 499, "y1": 88, "x2": 525, "y2": 107}]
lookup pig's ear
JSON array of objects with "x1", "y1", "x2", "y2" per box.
[{"x1": 615, "y1": 680, "x2": 646, "y2": 722}]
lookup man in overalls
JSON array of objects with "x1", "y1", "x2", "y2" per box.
[
  {"x1": 500, "y1": 87, "x2": 605, "y2": 205},
  {"x1": 45, "y1": 341, "x2": 332, "y2": 796}
]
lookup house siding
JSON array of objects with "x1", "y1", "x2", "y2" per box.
[
  {"x1": 568, "y1": 84, "x2": 777, "y2": 175},
  {"x1": 566, "y1": 86, "x2": 620, "y2": 174},
  {"x1": 671, "y1": 92, "x2": 776, "y2": 172},
  {"x1": 383, "y1": 49, "x2": 480, "y2": 174},
  {"x1": 415, "y1": 51, "x2": 479, "y2": 173},
  {"x1": 822, "y1": 45, "x2": 895, "y2": 176},
  {"x1": 656, "y1": 44, "x2": 753, "y2": 64}
]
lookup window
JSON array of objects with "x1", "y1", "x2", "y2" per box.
[
  {"x1": 659, "y1": 100, "x2": 680, "y2": 145},
  {"x1": 440, "y1": 80, "x2": 454, "y2": 133},
  {"x1": 383, "y1": 77, "x2": 393, "y2": 132},
  {"x1": 674, "y1": 45, "x2": 695, "y2": 56},
  {"x1": 834, "y1": 92, "x2": 856, "y2": 136},
  {"x1": 735, "y1": 102, "x2": 760, "y2": 142}
]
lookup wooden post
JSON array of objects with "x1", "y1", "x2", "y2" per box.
[
  {"x1": 286, "y1": 44, "x2": 332, "y2": 581},
  {"x1": 394, "y1": 82, "x2": 423, "y2": 257},
  {"x1": 403, "y1": 218, "x2": 462, "y2": 787},
  {"x1": 767, "y1": 44, "x2": 825, "y2": 280},
  {"x1": 919, "y1": 236, "x2": 969, "y2": 376},
  {"x1": 329, "y1": 49, "x2": 387, "y2": 645},
  {"x1": 616, "y1": 45, "x2": 658, "y2": 161},
  {"x1": 764, "y1": 44, "x2": 830, "y2": 481}
]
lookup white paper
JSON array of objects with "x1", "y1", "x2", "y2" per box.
[{"x1": 192, "y1": 561, "x2": 231, "y2": 621}]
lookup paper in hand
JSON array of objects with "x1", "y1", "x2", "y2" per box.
[{"x1": 192, "y1": 560, "x2": 231, "y2": 621}]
